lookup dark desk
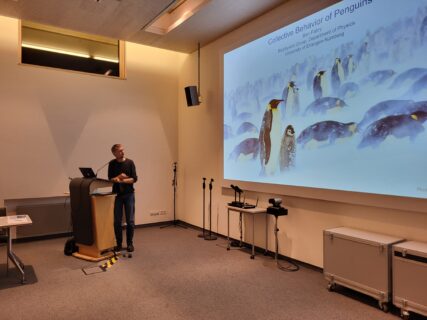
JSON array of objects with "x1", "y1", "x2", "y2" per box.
[
  {"x1": 227, "y1": 206, "x2": 268, "y2": 259},
  {"x1": 0, "y1": 215, "x2": 32, "y2": 283}
]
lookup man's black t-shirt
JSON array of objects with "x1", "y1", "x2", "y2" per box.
[{"x1": 108, "y1": 158, "x2": 138, "y2": 194}]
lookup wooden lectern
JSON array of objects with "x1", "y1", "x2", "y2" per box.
[{"x1": 69, "y1": 178, "x2": 115, "y2": 261}]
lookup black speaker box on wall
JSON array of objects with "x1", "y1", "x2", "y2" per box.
[{"x1": 185, "y1": 86, "x2": 199, "y2": 106}]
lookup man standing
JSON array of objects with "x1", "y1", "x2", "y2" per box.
[{"x1": 108, "y1": 144, "x2": 138, "y2": 252}]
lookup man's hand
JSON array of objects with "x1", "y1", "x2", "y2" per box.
[{"x1": 113, "y1": 173, "x2": 133, "y2": 184}]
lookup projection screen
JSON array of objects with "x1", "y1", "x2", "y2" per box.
[{"x1": 223, "y1": 0, "x2": 427, "y2": 201}]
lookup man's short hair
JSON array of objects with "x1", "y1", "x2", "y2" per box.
[{"x1": 111, "y1": 144, "x2": 122, "y2": 153}]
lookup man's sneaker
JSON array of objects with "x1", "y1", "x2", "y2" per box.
[
  {"x1": 127, "y1": 244, "x2": 134, "y2": 252},
  {"x1": 114, "y1": 245, "x2": 123, "y2": 252}
]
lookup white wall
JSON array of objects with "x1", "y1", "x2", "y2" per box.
[
  {"x1": 177, "y1": 0, "x2": 427, "y2": 267},
  {"x1": 0, "y1": 16, "x2": 187, "y2": 225}
]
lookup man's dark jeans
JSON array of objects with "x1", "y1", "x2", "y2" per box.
[{"x1": 114, "y1": 192, "x2": 135, "y2": 247}]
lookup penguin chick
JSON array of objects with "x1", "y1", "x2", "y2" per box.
[{"x1": 280, "y1": 125, "x2": 296, "y2": 171}]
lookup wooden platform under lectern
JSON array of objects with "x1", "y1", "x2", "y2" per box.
[{"x1": 73, "y1": 194, "x2": 116, "y2": 261}]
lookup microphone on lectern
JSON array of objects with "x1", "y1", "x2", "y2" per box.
[{"x1": 231, "y1": 184, "x2": 243, "y2": 193}]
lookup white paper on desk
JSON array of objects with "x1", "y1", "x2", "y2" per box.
[{"x1": 7, "y1": 215, "x2": 28, "y2": 223}]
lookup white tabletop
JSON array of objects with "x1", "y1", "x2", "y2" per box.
[
  {"x1": 324, "y1": 227, "x2": 404, "y2": 245},
  {"x1": 393, "y1": 241, "x2": 427, "y2": 255},
  {"x1": 227, "y1": 206, "x2": 267, "y2": 214},
  {"x1": 0, "y1": 215, "x2": 32, "y2": 228}
]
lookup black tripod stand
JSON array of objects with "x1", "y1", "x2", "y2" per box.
[
  {"x1": 271, "y1": 214, "x2": 298, "y2": 271},
  {"x1": 198, "y1": 177, "x2": 206, "y2": 238},
  {"x1": 266, "y1": 200, "x2": 298, "y2": 272},
  {"x1": 161, "y1": 162, "x2": 186, "y2": 229},
  {"x1": 204, "y1": 178, "x2": 217, "y2": 241}
]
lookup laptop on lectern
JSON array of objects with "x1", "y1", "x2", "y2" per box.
[{"x1": 79, "y1": 167, "x2": 96, "y2": 178}]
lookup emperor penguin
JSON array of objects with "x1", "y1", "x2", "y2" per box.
[
  {"x1": 331, "y1": 58, "x2": 345, "y2": 95},
  {"x1": 421, "y1": 16, "x2": 427, "y2": 44},
  {"x1": 357, "y1": 41, "x2": 370, "y2": 73},
  {"x1": 306, "y1": 66, "x2": 316, "y2": 90},
  {"x1": 343, "y1": 54, "x2": 356, "y2": 78},
  {"x1": 290, "y1": 62, "x2": 301, "y2": 83},
  {"x1": 281, "y1": 81, "x2": 300, "y2": 119},
  {"x1": 279, "y1": 125, "x2": 296, "y2": 171},
  {"x1": 313, "y1": 70, "x2": 327, "y2": 100},
  {"x1": 259, "y1": 99, "x2": 283, "y2": 176}
]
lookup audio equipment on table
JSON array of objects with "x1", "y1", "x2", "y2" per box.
[{"x1": 228, "y1": 185, "x2": 257, "y2": 209}]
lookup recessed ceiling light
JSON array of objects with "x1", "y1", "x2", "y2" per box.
[{"x1": 143, "y1": 0, "x2": 211, "y2": 35}]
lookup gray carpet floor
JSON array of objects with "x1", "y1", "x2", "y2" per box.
[{"x1": 0, "y1": 226, "x2": 422, "y2": 320}]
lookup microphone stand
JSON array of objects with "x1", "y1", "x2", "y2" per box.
[
  {"x1": 95, "y1": 161, "x2": 110, "y2": 178},
  {"x1": 198, "y1": 177, "x2": 206, "y2": 238},
  {"x1": 161, "y1": 162, "x2": 186, "y2": 229},
  {"x1": 204, "y1": 178, "x2": 217, "y2": 241}
]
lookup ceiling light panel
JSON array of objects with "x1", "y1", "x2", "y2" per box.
[{"x1": 144, "y1": 0, "x2": 211, "y2": 35}]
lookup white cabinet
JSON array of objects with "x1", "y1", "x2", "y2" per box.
[{"x1": 324, "y1": 227, "x2": 404, "y2": 311}]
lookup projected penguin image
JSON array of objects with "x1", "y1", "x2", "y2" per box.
[
  {"x1": 358, "y1": 100, "x2": 415, "y2": 131},
  {"x1": 331, "y1": 58, "x2": 345, "y2": 95},
  {"x1": 421, "y1": 16, "x2": 427, "y2": 44},
  {"x1": 235, "y1": 112, "x2": 252, "y2": 122},
  {"x1": 224, "y1": 0, "x2": 427, "y2": 198},
  {"x1": 410, "y1": 101, "x2": 427, "y2": 114},
  {"x1": 361, "y1": 69, "x2": 396, "y2": 86},
  {"x1": 282, "y1": 81, "x2": 300, "y2": 119},
  {"x1": 388, "y1": 68, "x2": 427, "y2": 90},
  {"x1": 304, "y1": 66, "x2": 315, "y2": 90},
  {"x1": 402, "y1": 74, "x2": 427, "y2": 100},
  {"x1": 279, "y1": 125, "x2": 296, "y2": 171},
  {"x1": 358, "y1": 111, "x2": 427, "y2": 149},
  {"x1": 259, "y1": 99, "x2": 283, "y2": 176},
  {"x1": 228, "y1": 138, "x2": 259, "y2": 161},
  {"x1": 338, "y1": 82, "x2": 359, "y2": 99},
  {"x1": 304, "y1": 97, "x2": 347, "y2": 115},
  {"x1": 297, "y1": 121, "x2": 357, "y2": 149},
  {"x1": 343, "y1": 54, "x2": 356, "y2": 78},
  {"x1": 356, "y1": 41, "x2": 370, "y2": 74},
  {"x1": 236, "y1": 122, "x2": 258, "y2": 135},
  {"x1": 313, "y1": 70, "x2": 328, "y2": 100},
  {"x1": 224, "y1": 124, "x2": 233, "y2": 140}
]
